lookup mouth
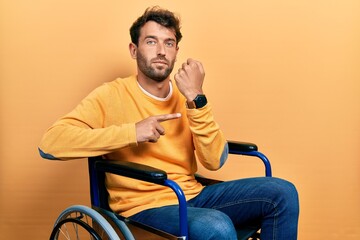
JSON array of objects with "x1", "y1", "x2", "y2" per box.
[
  {"x1": 152, "y1": 59, "x2": 169, "y2": 66},
  {"x1": 153, "y1": 62, "x2": 168, "y2": 67}
]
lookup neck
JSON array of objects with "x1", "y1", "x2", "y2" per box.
[{"x1": 136, "y1": 74, "x2": 171, "y2": 98}]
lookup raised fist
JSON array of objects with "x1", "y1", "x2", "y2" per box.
[{"x1": 174, "y1": 58, "x2": 205, "y2": 101}]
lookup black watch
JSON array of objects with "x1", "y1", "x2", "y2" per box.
[{"x1": 186, "y1": 94, "x2": 207, "y2": 109}]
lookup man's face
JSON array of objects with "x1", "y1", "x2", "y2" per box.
[{"x1": 132, "y1": 21, "x2": 178, "y2": 82}]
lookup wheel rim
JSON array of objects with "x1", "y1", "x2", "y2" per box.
[{"x1": 50, "y1": 210, "x2": 113, "y2": 240}]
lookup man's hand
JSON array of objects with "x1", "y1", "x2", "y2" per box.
[
  {"x1": 174, "y1": 58, "x2": 205, "y2": 101},
  {"x1": 135, "y1": 113, "x2": 182, "y2": 143}
]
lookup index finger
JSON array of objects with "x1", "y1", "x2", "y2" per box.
[{"x1": 155, "y1": 113, "x2": 182, "y2": 122}]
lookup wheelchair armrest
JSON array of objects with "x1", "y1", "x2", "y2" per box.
[
  {"x1": 228, "y1": 140, "x2": 258, "y2": 153},
  {"x1": 94, "y1": 160, "x2": 167, "y2": 184},
  {"x1": 90, "y1": 158, "x2": 189, "y2": 237},
  {"x1": 227, "y1": 140, "x2": 272, "y2": 177}
]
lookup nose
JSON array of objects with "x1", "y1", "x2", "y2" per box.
[{"x1": 157, "y1": 43, "x2": 166, "y2": 56}]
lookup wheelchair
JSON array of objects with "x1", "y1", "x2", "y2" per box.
[{"x1": 49, "y1": 141, "x2": 272, "y2": 240}]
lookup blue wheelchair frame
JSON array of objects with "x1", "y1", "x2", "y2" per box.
[{"x1": 88, "y1": 141, "x2": 272, "y2": 240}]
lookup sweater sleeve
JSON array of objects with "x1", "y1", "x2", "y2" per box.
[
  {"x1": 186, "y1": 103, "x2": 228, "y2": 170},
  {"x1": 38, "y1": 84, "x2": 137, "y2": 160}
]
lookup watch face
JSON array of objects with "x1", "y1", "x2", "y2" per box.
[{"x1": 194, "y1": 95, "x2": 207, "y2": 108}]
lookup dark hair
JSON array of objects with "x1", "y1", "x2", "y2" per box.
[{"x1": 130, "y1": 6, "x2": 182, "y2": 46}]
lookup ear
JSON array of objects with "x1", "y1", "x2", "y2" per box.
[{"x1": 129, "y1": 43, "x2": 137, "y2": 59}]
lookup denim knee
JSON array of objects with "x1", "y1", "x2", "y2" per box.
[
  {"x1": 267, "y1": 178, "x2": 299, "y2": 217},
  {"x1": 189, "y1": 209, "x2": 237, "y2": 240},
  {"x1": 259, "y1": 178, "x2": 299, "y2": 239}
]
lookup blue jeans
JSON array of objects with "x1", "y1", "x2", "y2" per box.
[{"x1": 130, "y1": 177, "x2": 299, "y2": 240}]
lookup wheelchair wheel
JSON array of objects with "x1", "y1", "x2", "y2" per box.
[{"x1": 50, "y1": 205, "x2": 120, "y2": 240}]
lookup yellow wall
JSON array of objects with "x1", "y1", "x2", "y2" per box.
[{"x1": 1, "y1": 0, "x2": 359, "y2": 239}]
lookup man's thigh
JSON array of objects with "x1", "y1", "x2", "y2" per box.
[
  {"x1": 188, "y1": 177, "x2": 292, "y2": 227},
  {"x1": 129, "y1": 205, "x2": 237, "y2": 239}
]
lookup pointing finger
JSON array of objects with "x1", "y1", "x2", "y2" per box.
[{"x1": 154, "y1": 113, "x2": 182, "y2": 122}]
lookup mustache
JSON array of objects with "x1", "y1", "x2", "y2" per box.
[{"x1": 152, "y1": 57, "x2": 169, "y2": 64}]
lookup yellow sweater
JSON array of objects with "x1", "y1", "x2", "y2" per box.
[{"x1": 39, "y1": 75, "x2": 228, "y2": 217}]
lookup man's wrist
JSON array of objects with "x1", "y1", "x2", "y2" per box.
[
  {"x1": 186, "y1": 94, "x2": 207, "y2": 109},
  {"x1": 185, "y1": 91, "x2": 202, "y2": 102}
]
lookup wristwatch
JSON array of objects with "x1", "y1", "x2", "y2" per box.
[{"x1": 186, "y1": 94, "x2": 207, "y2": 109}]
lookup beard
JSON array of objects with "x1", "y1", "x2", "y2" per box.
[{"x1": 136, "y1": 51, "x2": 175, "y2": 82}]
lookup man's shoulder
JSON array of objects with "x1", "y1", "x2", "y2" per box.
[
  {"x1": 102, "y1": 75, "x2": 137, "y2": 92},
  {"x1": 90, "y1": 75, "x2": 136, "y2": 98},
  {"x1": 110, "y1": 75, "x2": 136, "y2": 86}
]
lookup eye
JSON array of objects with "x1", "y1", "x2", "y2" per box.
[
  {"x1": 146, "y1": 40, "x2": 156, "y2": 45},
  {"x1": 165, "y1": 41, "x2": 175, "y2": 48}
]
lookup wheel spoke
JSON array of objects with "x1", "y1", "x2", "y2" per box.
[
  {"x1": 50, "y1": 206, "x2": 121, "y2": 240},
  {"x1": 58, "y1": 224, "x2": 70, "y2": 240}
]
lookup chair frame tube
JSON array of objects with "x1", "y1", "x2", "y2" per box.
[
  {"x1": 163, "y1": 179, "x2": 188, "y2": 239},
  {"x1": 229, "y1": 150, "x2": 272, "y2": 177}
]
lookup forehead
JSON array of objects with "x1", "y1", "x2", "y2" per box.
[{"x1": 139, "y1": 21, "x2": 176, "y2": 40}]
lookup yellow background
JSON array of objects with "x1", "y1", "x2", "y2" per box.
[{"x1": 1, "y1": 0, "x2": 359, "y2": 239}]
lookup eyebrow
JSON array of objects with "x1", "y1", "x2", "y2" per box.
[{"x1": 145, "y1": 35, "x2": 176, "y2": 42}]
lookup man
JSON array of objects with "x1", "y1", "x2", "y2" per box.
[{"x1": 39, "y1": 6, "x2": 299, "y2": 239}]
